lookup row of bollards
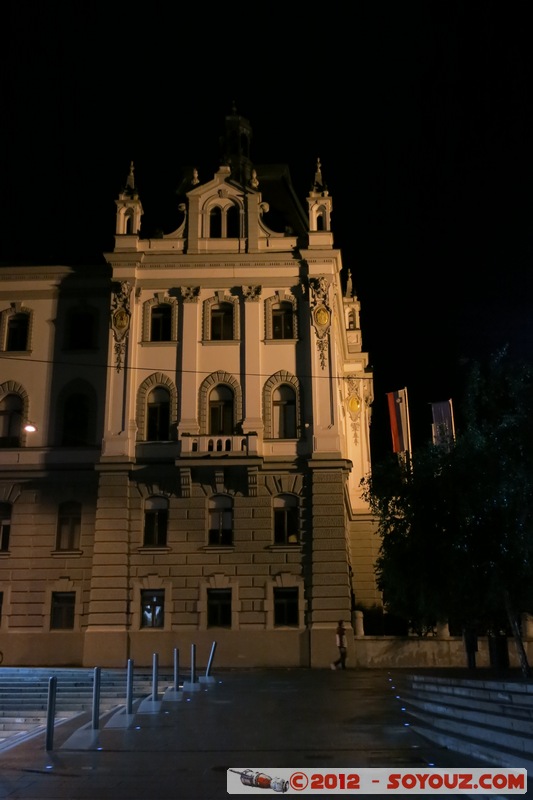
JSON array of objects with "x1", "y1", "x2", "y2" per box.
[{"x1": 45, "y1": 642, "x2": 217, "y2": 750}]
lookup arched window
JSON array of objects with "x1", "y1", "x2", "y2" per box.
[
  {"x1": 272, "y1": 385, "x2": 296, "y2": 439},
  {"x1": 143, "y1": 496, "x2": 168, "y2": 547},
  {"x1": 208, "y1": 495, "x2": 233, "y2": 546},
  {"x1": 150, "y1": 304, "x2": 172, "y2": 342},
  {"x1": 272, "y1": 302, "x2": 294, "y2": 340},
  {"x1": 226, "y1": 205, "x2": 240, "y2": 238},
  {"x1": 0, "y1": 394, "x2": 22, "y2": 447},
  {"x1": 210, "y1": 302, "x2": 233, "y2": 340},
  {"x1": 56, "y1": 501, "x2": 81, "y2": 550},
  {"x1": 209, "y1": 386, "x2": 234, "y2": 435},
  {"x1": 61, "y1": 393, "x2": 93, "y2": 446},
  {"x1": 6, "y1": 313, "x2": 29, "y2": 351},
  {"x1": 0, "y1": 503, "x2": 12, "y2": 551},
  {"x1": 273, "y1": 495, "x2": 300, "y2": 544},
  {"x1": 209, "y1": 206, "x2": 222, "y2": 238},
  {"x1": 147, "y1": 387, "x2": 170, "y2": 441}
]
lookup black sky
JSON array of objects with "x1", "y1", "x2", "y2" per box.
[{"x1": 2, "y1": 2, "x2": 533, "y2": 460}]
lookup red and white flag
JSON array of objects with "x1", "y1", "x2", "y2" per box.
[
  {"x1": 386, "y1": 388, "x2": 412, "y2": 454},
  {"x1": 431, "y1": 399, "x2": 455, "y2": 447}
]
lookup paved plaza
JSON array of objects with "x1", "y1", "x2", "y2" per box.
[{"x1": 0, "y1": 668, "x2": 528, "y2": 799}]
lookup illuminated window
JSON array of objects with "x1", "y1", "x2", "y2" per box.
[{"x1": 141, "y1": 589, "x2": 164, "y2": 628}]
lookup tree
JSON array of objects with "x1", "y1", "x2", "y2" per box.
[{"x1": 362, "y1": 348, "x2": 533, "y2": 677}]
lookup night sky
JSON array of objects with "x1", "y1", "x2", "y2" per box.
[{"x1": 2, "y1": 2, "x2": 533, "y2": 461}]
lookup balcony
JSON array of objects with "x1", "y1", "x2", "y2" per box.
[{"x1": 180, "y1": 434, "x2": 259, "y2": 457}]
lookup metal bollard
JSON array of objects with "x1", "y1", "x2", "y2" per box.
[
  {"x1": 92, "y1": 666, "x2": 101, "y2": 730},
  {"x1": 173, "y1": 648, "x2": 180, "y2": 692},
  {"x1": 205, "y1": 641, "x2": 217, "y2": 677},
  {"x1": 190, "y1": 643, "x2": 196, "y2": 684},
  {"x1": 152, "y1": 652, "x2": 159, "y2": 701},
  {"x1": 126, "y1": 658, "x2": 134, "y2": 715},
  {"x1": 45, "y1": 676, "x2": 57, "y2": 751}
]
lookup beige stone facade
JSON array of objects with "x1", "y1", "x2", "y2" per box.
[{"x1": 0, "y1": 110, "x2": 379, "y2": 669}]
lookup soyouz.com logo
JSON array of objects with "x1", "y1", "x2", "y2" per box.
[{"x1": 227, "y1": 767, "x2": 527, "y2": 794}]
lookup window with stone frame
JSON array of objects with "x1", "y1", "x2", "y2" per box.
[
  {"x1": 273, "y1": 494, "x2": 300, "y2": 544},
  {"x1": 272, "y1": 302, "x2": 294, "y2": 339},
  {"x1": 210, "y1": 302, "x2": 234, "y2": 340},
  {"x1": 140, "y1": 589, "x2": 165, "y2": 628},
  {"x1": 272, "y1": 384, "x2": 297, "y2": 439},
  {"x1": 208, "y1": 385, "x2": 234, "y2": 435},
  {"x1": 143, "y1": 496, "x2": 168, "y2": 547},
  {"x1": 150, "y1": 304, "x2": 172, "y2": 342},
  {"x1": 0, "y1": 504, "x2": 11, "y2": 552},
  {"x1": 146, "y1": 387, "x2": 170, "y2": 441},
  {"x1": 208, "y1": 495, "x2": 233, "y2": 546},
  {"x1": 0, "y1": 394, "x2": 23, "y2": 448},
  {"x1": 50, "y1": 592, "x2": 76, "y2": 630},
  {"x1": 207, "y1": 588, "x2": 232, "y2": 627},
  {"x1": 6, "y1": 312, "x2": 29, "y2": 351},
  {"x1": 273, "y1": 587, "x2": 299, "y2": 626},
  {"x1": 56, "y1": 501, "x2": 81, "y2": 551}
]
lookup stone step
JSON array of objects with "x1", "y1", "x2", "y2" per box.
[{"x1": 399, "y1": 671, "x2": 533, "y2": 774}]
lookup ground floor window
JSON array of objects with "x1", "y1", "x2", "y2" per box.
[
  {"x1": 207, "y1": 588, "x2": 231, "y2": 628},
  {"x1": 50, "y1": 591, "x2": 75, "y2": 630},
  {"x1": 141, "y1": 589, "x2": 165, "y2": 628},
  {"x1": 274, "y1": 587, "x2": 299, "y2": 626}
]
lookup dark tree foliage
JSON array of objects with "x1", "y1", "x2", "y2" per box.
[{"x1": 362, "y1": 348, "x2": 533, "y2": 676}]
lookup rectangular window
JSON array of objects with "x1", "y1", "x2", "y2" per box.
[
  {"x1": 141, "y1": 589, "x2": 165, "y2": 628},
  {"x1": 144, "y1": 509, "x2": 168, "y2": 547},
  {"x1": 0, "y1": 504, "x2": 11, "y2": 551},
  {"x1": 50, "y1": 592, "x2": 75, "y2": 630},
  {"x1": 208, "y1": 510, "x2": 233, "y2": 546},
  {"x1": 274, "y1": 587, "x2": 299, "y2": 626},
  {"x1": 6, "y1": 313, "x2": 29, "y2": 351},
  {"x1": 274, "y1": 507, "x2": 299, "y2": 544},
  {"x1": 150, "y1": 305, "x2": 172, "y2": 341},
  {"x1": 272, "y1": 307, "x2": 293, "y2": 339},
  {"x1": 0, "y1": 591, "x2": 3, "y2": 626},
  {"x1": 207, "y1": 588, "x2": 232, "y2": 627},
  {"x1": 56, "y1": 503, "x2": 81, "y2": 551}
]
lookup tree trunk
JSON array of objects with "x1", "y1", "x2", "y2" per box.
[{"x1": 504, "y1": 591, "x2": 531, "y2": 680}]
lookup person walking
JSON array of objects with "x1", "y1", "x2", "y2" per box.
[{"x1": 331, "y1": 619, "x2": 347, "y2": 670}]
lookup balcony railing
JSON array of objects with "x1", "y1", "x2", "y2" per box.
[{"x1": 180, "y1": 434, "x2": 259, "y2": 456}]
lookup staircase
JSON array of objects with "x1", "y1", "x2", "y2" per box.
[
  {"x1": 0, "y1": 667, "x2": 171, "y2": 749},
  {"x1": 398, "y1": 671, "x2": 533, "y2": 771}
]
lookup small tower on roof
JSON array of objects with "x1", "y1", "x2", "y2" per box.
[
  {"x1": 220, "y1": 102, "x2": 254, "y2": 187},
  {"x1": 307, "y1": 158, "x2": 333, "y2": 248},
  {"x1": 115, "y1": 161, "x2": 143, "y2": 237}
]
